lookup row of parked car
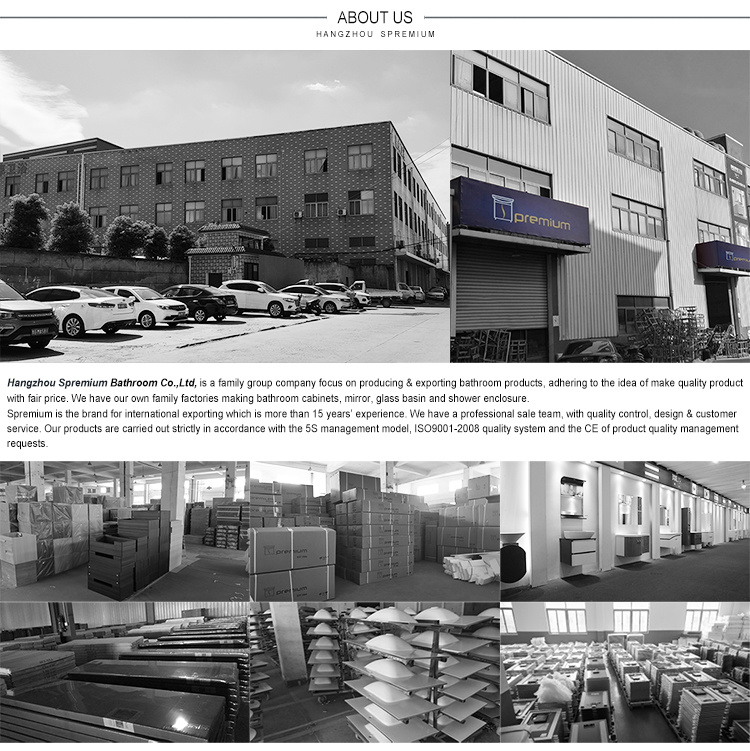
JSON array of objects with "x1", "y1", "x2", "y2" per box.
[{"x1": 0, "y1": 278, "x2": 445, "y2": 350}]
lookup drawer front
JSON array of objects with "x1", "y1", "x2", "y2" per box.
[
  {"x1": 570, "y1": 551, "x2": 598, "y2": 567},
  {"x1": 571, "y1": 539, "x2": 597, "y2": 554}
]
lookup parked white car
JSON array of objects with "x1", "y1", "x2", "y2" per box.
[
  {"x1": 280, "y1": 284, "x2": 352, "y2": 314},
  {"x1": 25, "y1": 285, "x2": 136, "y2": 338},
  {"x1": 315, "y1": 282, "x2": 371, "y2": 308},
  {"x1": 101, "y1": 286, "x2": 189, "y2": 328},
  {"x1": 409, "y1": 286, "x2": 426, "y2": 303},
  {"x1": 218, "y1": 280, "x2": 300, "y2": 318}
]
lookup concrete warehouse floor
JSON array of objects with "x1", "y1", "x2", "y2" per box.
[
  {"x1": 0, "y1": 543, "x2": 247, "y2": 602},
  {"x1": 334, "y1": 561, "x2": 499, "y2": 601},
  {"x1": 505, "y1": 538, "x2": 749, "y2": 602}
]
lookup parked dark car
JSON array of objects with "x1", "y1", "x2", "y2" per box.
[
  {"x1": 0, "y1": 279, "x2": 59, "y2": 349},
  {"x1": 557, "y1": 339, "x2": 622, "y2": 363},
  {"x1": 161, "y1": 284, "x2": 238, "y2": 322}
]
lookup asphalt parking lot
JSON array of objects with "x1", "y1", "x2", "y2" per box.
[{"x1": 2, "y1": 304, "x2": 449, "y2": 363}]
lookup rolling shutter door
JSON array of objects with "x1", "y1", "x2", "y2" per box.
[{"x1": 456, "y1": 246, "x2": 548, "y2": 330}]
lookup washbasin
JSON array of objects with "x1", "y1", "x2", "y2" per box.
[
  {"x1": 500, "y1": 532, "x2": 525, "y2": 544},
  {"x1": 562, "y1": 531, "x2": 596, "y2": 539}
]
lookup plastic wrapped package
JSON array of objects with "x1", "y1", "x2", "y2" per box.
[
  {"x1": 52, "y1": 503, "x2": 73, "y2": 523},
  {"x1": 51, "y1": 486, "x2": 84, "y2": 504},
  {"x1": 52, "y1": 520, "x2": 73, "y2": 539},
  {"x1": 36, "y1": 537, "x2": 54, "y2": 560},
  {"x1": 535, "y1": 675, "x2": 574, "y2": 703},
  {"x1": 36, "y1": 556, "x2": 54, "y2": 578}
]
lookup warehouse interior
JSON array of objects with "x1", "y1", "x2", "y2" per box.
[
  {"x1": 1, "y1": 460, "x2": 501, "y2": 602},
  {"x1": 498, "y1": 461, "x2": 749, "y2": 601},
  {"x1": 501, "y1": 601, "x2": 750, "y2": 743},
  {"x1": 0, "y1": 600, "x2": 501, "y2": 743},
  {"x1": 0, "y1": 461, "x2": 250, "y2": 602},
  {"x1": 0, "y1": 601, "x2": 255, "y2": 742}
]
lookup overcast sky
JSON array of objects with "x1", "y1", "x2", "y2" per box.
[
  {"x1": 555, "y1": 50, "x2": 750, "y2": 163},
  {"x1": 0, "y1": 51, "x2": 450, "y2": 213}
]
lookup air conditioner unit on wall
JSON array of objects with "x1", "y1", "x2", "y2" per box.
[
  {"x1": 293, "y1": 210, "x2": 303, "y2": 219},
  {"x1": 337, "y1": 208, "x2": 347, "y2": 217}
]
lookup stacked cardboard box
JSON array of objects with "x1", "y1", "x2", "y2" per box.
[
  {"x1": 0, "y1": 533, "x2": 38, "y2": 588},
  {"x1": 4, "y1": 486, "x2": 39, "y2": 503},
  {"x1": 246, "y1": 526, "x2": 335, "y2": 600},
  {"x1": 88, "y1": 535, "x2": 137, "y2": 601},
  {"x1": 334, "y1": 487, "x2": 416, "y2": 585},
  {"x1": 0, "y1": 502, "x2": 19, "y2": 534},
  {"x1": 188, "y1": 506, "x2": 211, "y2": 536},
  {"x1": 51, "y1": 486, "x2": 84, "y2": 504}
]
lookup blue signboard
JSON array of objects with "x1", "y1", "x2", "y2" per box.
[
  {"x1": 452, "y1": 176, "x2": 590, "y2": 246},
  {"x1": 696, "y1": 240, "x2": 750, "y2": 274}
]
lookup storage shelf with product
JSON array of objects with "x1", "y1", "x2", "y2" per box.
[
  {"x1": 0, "y1": 602, "x2": 260, "y2": 743},
  {"x1": 499, "y1": 601, "x2": 750, "y2": 744},
  {"x1": 0, "y1": 461, "x2": 251, "y2": 602},
  {"x1": 236, "y1": 601, "x2": 500, "y2": 743},
  {"x1": 495, "y1": 461, "x2": 749, "y2": 602},
  {"x1": 246, "y1": 461, "x2": 501, "y2": 602}
]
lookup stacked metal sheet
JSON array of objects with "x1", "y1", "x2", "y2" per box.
[
  {"x1": 660, "y1": 672, "x2": 693, "y2": 715},
  {"x1": 678, "y1": 687, "x2": 728, "y2": 742},
  {"x1": 707, "y1": 683, "x2": 750, "y2": 733},
  {"x1": 119, "y1": 648, "x2": 251, "y2": 702},
  {"x1": 0, "y1": 651, "x2": 76, "y2": 693},
  {"x1": 55, "y1": 636, "x2": 143, "y2": 665},
  {"x1": 0, "y1": 680, "x2": 226, "y2": 742},
  {"x1": 67, "y1": 659, "x2": 239, "y2": 741}
]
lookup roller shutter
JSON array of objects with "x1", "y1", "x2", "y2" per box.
[{"x1": 456, "y1": 246, "x2": 548, "y2": 330}]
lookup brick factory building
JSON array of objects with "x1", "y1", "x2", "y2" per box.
[{"x1": 1, "y1": 122, "x2": 449, "y2": 291}]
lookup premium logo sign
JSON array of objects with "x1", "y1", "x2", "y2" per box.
[
  {"x1": 453, "y1": 177, "x2": 590, "y2": 246},
  {"x1": 726, "y1": 155, "x2": 750, "y2": 248}
]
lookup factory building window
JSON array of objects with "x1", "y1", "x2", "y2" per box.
[
  {"x1": 156, "y1": 162, "x2": 173, "y2": 185},
  {"x1": 613, "y1": 602, "x2": 650, "y2": 632},
  {"x1": 35, "y1": 173, "x2": 49, "y2": 194},
  {"x1": 185, "y1": 200, "x2": 205, "y2": 223},
  {"x1": 185, "y1": 160, "x2": 206, "y2": 183},
  {"x1": 452, "y1": 147, "x2": 552, "y2": 197},
  {"x1": 221, "y1": 156, "x2": 243, "y2": 180},
  {"x1": 304, "y1": 148, "x2": 328, "y2": 174},
  {"x1": 546, "y1": 602, "x2": 587, "y2": 634},
  {"x1": 89, "y1": 206, "x2": 107, "y2": 228},
  {"x1": 607, "y1": 118, "x2": 661, "y2": 170},
  {"x1": 221, "y1": 198, "x2": 242, "y2": 222},
  {"x1": 256, "y1": 153, "x2": 277, "y2": 178},
  {"x1": 693, "y1": 161, "x2": 727, "y2": 197},
  {"x1": 4, "y1": 176, "x2": 20, "y2": 197},
  {"x1": 349, "y1": 236, "x2": 376, "y2": 247},
  {"x1": 348, "y1": 189, "x2": 374, "y2": 215},
  {"x1": 684, "y1": 602, "x2": 720, "y2": 632},
  {"x1": 304, "y1": 192, "x2": 329, "y2": 218},
  {"x1": 348, "y1": 143, "x2": 373, "y2": 170},
  {"x1": 89, "y1": 167, "x2": 108, "y2": 190},
  {"x1": 698, "y1": 219, "x2": 731, "y2": 244},
  {"x1": 499, "y1": 605, "x2": 517, "y2": 635},
  {"x1": 304, "y1": 237, "x2": 329, "y2": 249},
  {"x1": 611, "y1": 195, "x2": 665, "y2": 239},
  {"x1": 155, "y1": 202, "x2": 172, "y2": 224},
  {"x1": 255, "y1": 196, "x2": 278, "y2": 220},
  {"x1": 452, "y1": 51, "x2": 549, "y2": 124},
  {"x1": 617, "y1": 296, "x2": 670, "y2": 335},
  {"x1": 120, "y1": 165, "x2": 140, "y2": 188},
  {"x1": 119, "y1": 204, "x2": 139, "y2": 219},
  {"x1": 57, "y1": 170, "x2": 76, "y2": 192}
]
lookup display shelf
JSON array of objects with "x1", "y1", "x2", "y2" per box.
[
  {"x1": 346, "y1": 713, "x2": 389, "y2": 743},
  {"x1": 345, "y1": 697, "x2": 439, "y2": 742},
  {"x1": 439, "y1": 636, "x2": 492, "y2": 654},
  {"x1": 438, "y1": 656, "x2": 489, "y2": 680},
  {"x1": 439, "y1": 676, "x2": 490, "y2": 701},
  {"x1": 436, "y1": 713, "x2": 487, "y2": 742},
  {"x1": 344, "y1": 678, "x2": 440, "y2": 720},
  {"x1": 436, "y1": 695, "x2": 486, "y2": 722}
]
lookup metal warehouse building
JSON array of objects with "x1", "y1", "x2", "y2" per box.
[
  {"x1": 1, "y1": 122, "x2": 448, "y2": 292},
  {"x1": 450, "y1": 50, "x2": 750, "y2": 362}
]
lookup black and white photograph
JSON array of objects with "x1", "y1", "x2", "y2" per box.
[
  {"x1": 500, "y1": 601, "x2": 750, "y2": 743},
  {"x1": 496, "y1": 461, "x2": 749, "y2": 601},
  {"x1": 0, "y1": 601, "x2": 258, "y2": 742},
  {"x1": 0, "y1": 51, "x2": 450, "y2": 364},
  {"x1": 449, "y1": 50, "x2": 750, "y2": 363}
]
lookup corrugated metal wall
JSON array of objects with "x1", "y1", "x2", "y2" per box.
[
  {"x1": 72, "y1": 602, "x2": 147, "y2": 627},
  {"x1": 452, "y1": 50, "x2": 748, "y2": 340},
  {"x1": 154, "y1": 602, "x2": 253, "y2": 620},
  {"x1": 0, "y1": 602, "x2": 51, "y2": 631}
]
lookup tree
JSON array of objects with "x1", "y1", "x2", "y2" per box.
[
  {"x1": 143, "y1": 224, "x2": 169, "y2": 260},
  {"x1": 46, "y1": 202, "x2": 95, "y2": 254},
  {"x1": 0, "y1": 193, "x2": 49, "y2": 250},
  {"x1": 104, "y1": 216, "x2": 149, "y2": 258},
  {"x1": 168, "y1": 224, "x2": 197, "y2": 262}
]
